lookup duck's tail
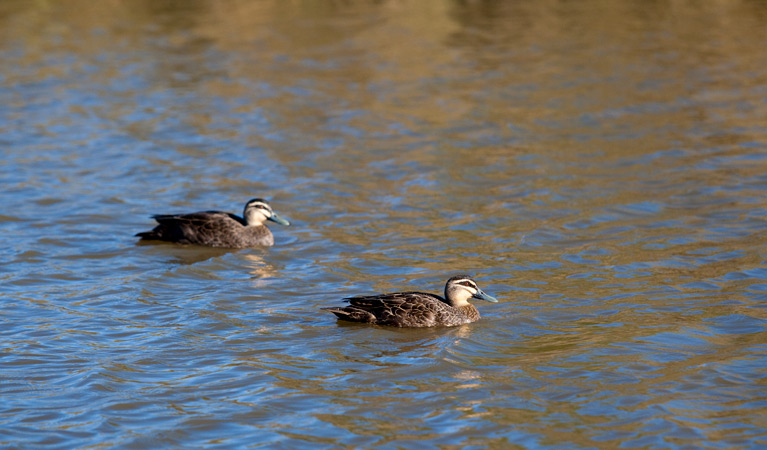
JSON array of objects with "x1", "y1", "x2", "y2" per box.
[{"x1": 322, "y1": 307, "x2": 377, "y2": 323}]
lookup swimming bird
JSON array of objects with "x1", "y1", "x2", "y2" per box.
[
  {"x1": 323, "y1": 275, "x2": 498, "y2": 327},
  {"x1": 136, "y1": 198, "x2": 290, "y2": 248}
]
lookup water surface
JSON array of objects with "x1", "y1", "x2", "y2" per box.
[{"x1": 2, "y1": 1, "x2": 767, "y2": 448}]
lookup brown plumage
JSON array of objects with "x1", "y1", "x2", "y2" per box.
[
  {"x1": 323, "y1": 275, "x2": 498, "y2": 327},
  {"x1": 136, "y1": 198, "x2": 289, "y2": 248}
]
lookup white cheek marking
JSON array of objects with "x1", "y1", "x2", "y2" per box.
[
  {"x1": 453, "y1": 286, "x2": 476, "y2": 305},
  {"x1": 248, "y1": 203, "x2": 273, "y2": 216},
  {"x1": 245, "y1": 207, "x2": 272, "y2": 224}
]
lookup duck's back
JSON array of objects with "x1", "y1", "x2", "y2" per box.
[
  {"x1": 328, "y1": 292, "x2": 478, "y2": 327},
  {"x1": 137, "y1": 211, "x2": 273, "y2": 247}
]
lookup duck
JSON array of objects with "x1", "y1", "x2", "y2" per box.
[
  {"x1": 323, "y1": 275, "x2": 498, "y2": 327},
  {"x1": 136, "y1": 198, "x2": 290, "y2": 248}
]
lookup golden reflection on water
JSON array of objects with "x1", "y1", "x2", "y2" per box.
[
  {"x1": 3, "y1": 0, "x2": 767, "y2": 448},
  {"x1": 242, "y1": 252, "x2": 277, "y2": 282},
  {"x1": 6, "y1": 0, "x2": 764, "y2": 132}
]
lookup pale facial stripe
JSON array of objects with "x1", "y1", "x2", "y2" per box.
[
  {"x1": 454, "y1": 279, "x2": 478, "y2": 290},
  {"x1": 248, "y1": 202, "x2": 273, "y2": 215}
]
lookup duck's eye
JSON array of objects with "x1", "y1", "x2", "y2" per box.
[{"x1": 458, "y1": 281, "x2": 476, "y2": 289}]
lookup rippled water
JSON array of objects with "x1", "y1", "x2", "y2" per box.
[{"x1": 2, "y1": 0, "x2": 767, "y2": 448}]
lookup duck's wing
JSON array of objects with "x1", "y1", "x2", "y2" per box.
[
  {"x1": 138, "y1": 211, "x2": 244, "y2": 244},
  {"x1": 345, "y1": 291, "x2": 441, "y2": 306},
  {"x1": 153, "y1": 211, "x2": 245, "y2": 226},
  {"x1": 340, "y1": 292, "x2": 447, "y2": 327}
]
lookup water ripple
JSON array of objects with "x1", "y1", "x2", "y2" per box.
[{"x1": 2, "y1": 1, "x2": 767, "y2": 449}]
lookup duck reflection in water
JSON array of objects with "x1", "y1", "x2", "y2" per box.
[
  {"x1": 136, "y1": 198, "x2": 290, "y2": 248},
  {"x1": 323, "y1": 275, "x2": 498, "y2": 327}
]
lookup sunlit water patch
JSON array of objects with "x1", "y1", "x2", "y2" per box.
[{"x1": 2, "y1": 0, "x2": 767, "y2": 449}]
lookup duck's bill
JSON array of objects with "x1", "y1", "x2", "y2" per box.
[
  {"x1": 269, "y1": 213, "x2": 290, "y2": 226},
  {"x1": 473, "y1": 289, "x2": 498, "y2": 303}
]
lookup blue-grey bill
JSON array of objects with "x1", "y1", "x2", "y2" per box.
[
  {"x1": 474, "y1": 289, "x2": 498, "y2": 303},
  {"x1": 269, "y1": 213, "x2": 290, "y2": 226}
]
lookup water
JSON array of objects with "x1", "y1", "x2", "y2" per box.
[{"x1": 2, "y1": 0, "x2": 767, "y2": 448}]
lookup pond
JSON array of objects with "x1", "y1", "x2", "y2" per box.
[{"x1": 2, "y1": 0, "x2": 766, "y2": 448}]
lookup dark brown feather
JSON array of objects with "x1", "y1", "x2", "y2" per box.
[
  {"x1": 324, "y1": 291, "x2": 480, "y2": 328},
  {"x1": 136, "y1": 210, "x2": 273, "y2": 247}
]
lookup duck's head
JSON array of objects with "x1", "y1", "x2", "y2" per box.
[
  {"x1": 243, "y1": 198, "x2": 290, "y2": 226},
  {"x1": 444, "y1": 275, "x2": 498, "y2": 307}
]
